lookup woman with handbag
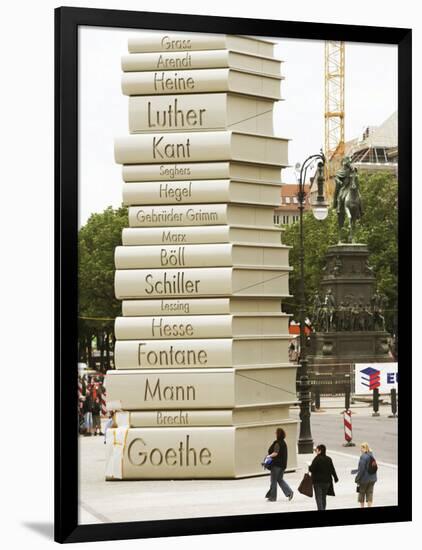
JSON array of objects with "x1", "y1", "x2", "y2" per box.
[
  {"x1": 309, "y1": 444, "x2": 338, "y2": 510},
  {"x1": 264, "y1": 428, "x2": 294, "y2": 502}
]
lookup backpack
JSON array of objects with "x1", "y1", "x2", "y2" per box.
[{"x1": 367, "y1": 455, "x2": 378, "y2": 475}]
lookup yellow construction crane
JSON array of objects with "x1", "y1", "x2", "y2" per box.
[{"x1": 324, "y1": 41, "x2": 345, "y2": 200}]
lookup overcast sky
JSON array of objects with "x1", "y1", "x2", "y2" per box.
[{"x1": 79, "y1": 27, "x2": 397, "y2": 226}]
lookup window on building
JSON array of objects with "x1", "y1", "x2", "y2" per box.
[
  {"x1": 274, "y1": 214, "x2": 280, "y2": 225},
  {"x1": 285, "y1": 197, "x2": 291, "y2": 204}
]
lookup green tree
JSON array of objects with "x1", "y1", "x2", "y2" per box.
[
  {"x1": 78, "y1": 206, "x2": 128, "y2": 371},
  {"x1": 282, "y1": 172, "x2": 398, "y2": 333}
]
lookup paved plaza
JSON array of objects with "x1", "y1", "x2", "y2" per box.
[{"x1": 79, "y1": 399, "x2": 398, "y2": 525}]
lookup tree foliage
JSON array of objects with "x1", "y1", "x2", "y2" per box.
[
  {"x1": 78, "y1": 206, "x2": 128, "y2": 370},
  {"x1": 282, "y1": 172, "x2": 398, "y2": 332}
]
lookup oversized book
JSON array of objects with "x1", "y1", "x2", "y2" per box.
[
  {"x1": 122, "y1": 161, "x2": 282, "y2": 183},
  {"x1": 114, "y1": 313, "x2": 290, "y2": 339},
  {"x1": 114, "y1": 267, "x2": 291, "y2": 299},
  {"x1": 121, "y1": 225, "x2": 283, "y2": 246},
  {"x1": 121, "y1": 179, "x2": 281, "y2": 207},
  {"x1": 114, "y1": 131, "x2": 288, "y2": 166},
  {"x1": 105, "y1": 422, "x2": 298, "y2": 479},
  {"x1": 114, "y1": 405, "x2": 294, "y2": 428},
  {"x1": 114, "y1": 243, "x2": 289, "y2": 269},
  {"x1": 127, "y1": 33, "x2": 276, "y2": 56},
  {"x1": 121, "y1": 297, "x2": 284, "y2": 316},
  {"x1": 122, "y1": 50, "x2": 282, "y2": 76},
  {"x1": 105, "y1": 367, "x2": 297, "y2": 410},
  {"x1": 122, "y1": 69, "x2": 282, "y2": 100},
  {"x1": 127, "y1": 204, "x2": 276, "y2": 228},
  {"x1": 128, "y1": 93, "x2": 276, "y2": 134},
  {"x1": 114, "y1": 337, "x2": 290, "y2": 369}
]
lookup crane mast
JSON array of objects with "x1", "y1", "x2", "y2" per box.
[{"x1": 324, "y1": 41, "x2": 345, "y2": 200}]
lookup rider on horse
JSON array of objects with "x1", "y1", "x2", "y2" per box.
[
  {"x1": 333, "y1": 157, "x2": 361, "y2": 215},
  {"x1": 333, "y1": 156, "x2": 363, "y2": 242}
]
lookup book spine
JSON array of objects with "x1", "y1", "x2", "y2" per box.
[
  {"x1": 115, "y1": 267, "x2": 231, "y2": 299},
  {"x1": 122, "y1": 162, "x2": 231, "y2": 182},
  {"x1": 114, "y1": 338, "x2": 289, "y2": 370},
  {"x1": 128, "y1": 34, "x2": 228, "y2": 54},
  {"x1": 123, "y1": 50, "x2": 229, "y2": 71},
  {"x1": 106, "y1": 427, "x2": 236, "y2": 478},
  {"x1": 122, "y1": 180, "x2": 281, "y2": 207},
  {"x1": 122, "y1": 226, "x2": 231, "y2": 245},
  {"x1": 127, "y1": 204, "x2": 274, "y2": 228},
  {"x1": 115, "y1": 314, "x2": 233, "y2": 339},
  {"x1": 106, "y1": 369, "x2": 235, "y2": 410},
  {"x1": 128, "y1": 93, "x2": 274, "y2": 134},
  {"x1": 115, "y1": 243, "x2": 229, "y2": 269}
]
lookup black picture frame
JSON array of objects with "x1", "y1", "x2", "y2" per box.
[{"x1": 55, "y1": 6, "x2": 412, "y2": 544}]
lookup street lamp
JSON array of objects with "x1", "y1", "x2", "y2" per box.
[{"x1": 296, "y1": 151, "x2": 327, "y2": 454}]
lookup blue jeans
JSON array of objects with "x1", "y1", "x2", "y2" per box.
[
  {"x1": 84, "y1": 412, "x2": 93, "y2": 430},
  {"x1": 314, "y1": 482, "x2": 330, "y2": 510},
  {"x1": 266, "y1": 466, "x2": 292, "y2": 500}
]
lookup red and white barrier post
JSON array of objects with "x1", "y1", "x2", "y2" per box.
[
  {"x1": 343, "y1": 409, "x2": 356, "y2": 447},
  {"x1": 100, "y1": 384, "x2": 107, "y2": 417},
  {"x1": 78, "y1": 376, "x2": 84, "y2": 410}
]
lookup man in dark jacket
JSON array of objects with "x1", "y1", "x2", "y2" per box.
[
  {"x1": 309, "y1": 444, "x2": 338, "y2": 510},
  {"x1": 265, "y1": 428, "x2": 294, "y2": 502}
]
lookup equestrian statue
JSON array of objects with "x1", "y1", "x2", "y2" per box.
[{"x1": 332, "y1": 156, "x2": 363, "y2": 243}]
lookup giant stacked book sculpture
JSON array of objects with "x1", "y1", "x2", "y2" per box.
[{"x1": 105, "y1": 32, "x2": 298, "y2": 479}]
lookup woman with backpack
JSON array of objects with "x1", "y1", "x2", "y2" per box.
[{"x1": 355, "y1": 442, "x2": 378, "y2": 508}]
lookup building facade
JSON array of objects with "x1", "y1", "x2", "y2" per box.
[{"x1": 274, "y1": 183, "x2": 311, "y2": 226}]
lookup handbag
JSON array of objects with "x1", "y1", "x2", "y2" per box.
[
  {"x1": 327, "y1": 480, "x2": 335, "y2": 496},
  {"x1": 298, "y1": 473, "x2": 313, "y2": 497},
  {"x1": 356, "y1": 485, "x2": 360, "y2": 493},
  {"x1": 261, "y1": 456, "x2": 273, "y2": 470}
]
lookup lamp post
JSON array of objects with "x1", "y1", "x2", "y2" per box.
[{"x1": 296, "y1": 151, "x2": 327, "y2": 454}]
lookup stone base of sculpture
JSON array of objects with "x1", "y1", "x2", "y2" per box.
[
  {"x1": 307, "y1": 242, "x2": 393, "y2": 376},
  {"x1": 306, "y1": 330, "x2": 393, "y2": 375}
]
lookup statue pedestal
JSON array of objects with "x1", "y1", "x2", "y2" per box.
[
  {"x1": 307, "y1": 243, "x2": 393, "y2": 375},
  {"x1": 320, "y1": 243, "x2": 375, "y2": 305},
  {"x1": 307, "y1": 330, "x2": 392, "y2": 375}
]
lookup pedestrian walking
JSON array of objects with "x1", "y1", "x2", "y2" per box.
[
  {"x1": 355, "y1": 442, "x2": 377, "y2": 508},
  {"x1": 82, "y1": 390, "x2": 94, "y2": 436},
  {"x1": 309, "y1": 444, "x2": 338, "y2": 510},
  {"x1": 92, "y1": 397, "x2": 103, "y2": 436},
  {"x1": 264, "y1": 428, "x2": 294, "y2": 502}
]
